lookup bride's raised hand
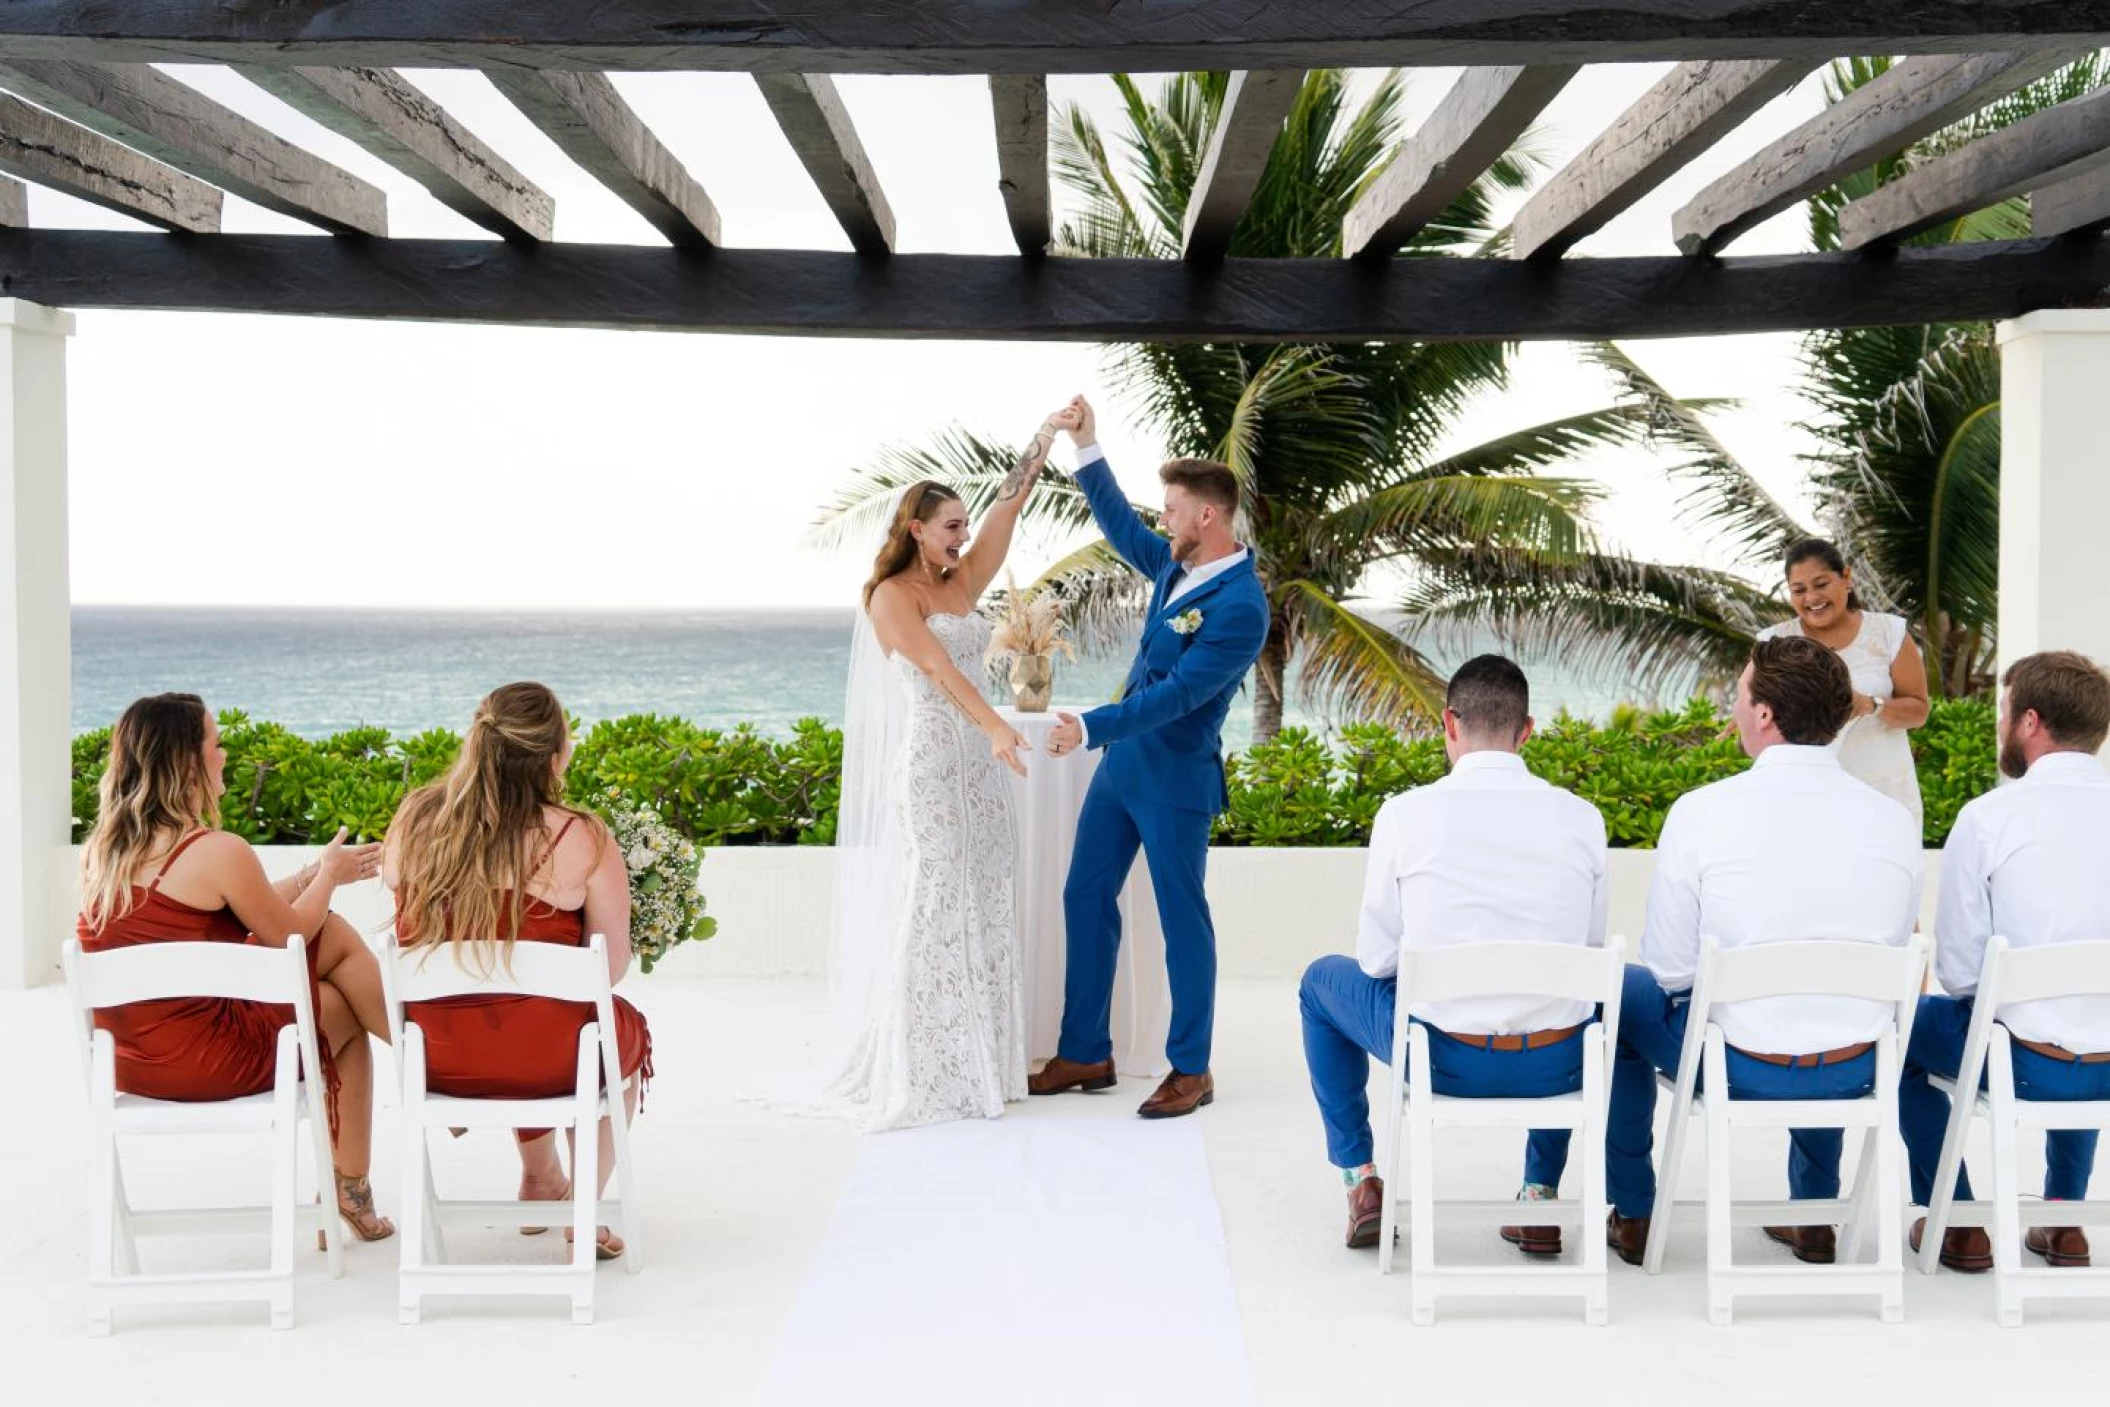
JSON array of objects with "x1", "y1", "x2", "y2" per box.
[{"x1": 985, "y1": 720, "x2": 1031, "y2": 778}]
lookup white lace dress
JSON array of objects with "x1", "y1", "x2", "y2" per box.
[
  {"x1": 833, "y1": 611, "x2": 1027, "y2": 1131},
  {"x1": 1758, "y1": 611, "x2": 1923, "y2": 828}
]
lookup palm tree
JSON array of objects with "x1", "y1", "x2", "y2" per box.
[{"x1": 815, "y1": 70, "x2": 1733, "y2": 742}]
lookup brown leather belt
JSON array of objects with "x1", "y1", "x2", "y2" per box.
[
  {"x1": 2013, "y1": 1036, "x2": 2110, "y2": 1065},
  {"x1": 1736, "y1": 1040, "x2": 1874, "y2": 1068},
  {"x1": 1441, "y1": 1023, "x2": 1585, "y2": 1052}
]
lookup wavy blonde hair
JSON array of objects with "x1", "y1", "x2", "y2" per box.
[
  {"x1": 79, "y1": 693, "x2": 220, "y2": 935},
  {"x1": 389, "y1": 682, "x2": 600, "y2": 973},
  {"x1": 861, "y1": 479, "x2": 961, "y2": 609}
]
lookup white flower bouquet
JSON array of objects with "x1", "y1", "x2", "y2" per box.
[{"x1": 597, "y1": 787, "x2": 716, "y2": 974}]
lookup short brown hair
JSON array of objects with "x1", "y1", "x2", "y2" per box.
[
  {"x1": 1159, "y1": 458, "x2": 1238, "y2": 513},
  {"x1": 1748, "y1": 635, "x2": 1853, "y2": 745},
  {"x1": 2005, "y1": 650, "x2": 2110, "y2": 752}
]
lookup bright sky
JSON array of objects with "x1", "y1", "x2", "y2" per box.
[{"x1": 57, "y1": 63, "x2": 1839, "y2": 610}]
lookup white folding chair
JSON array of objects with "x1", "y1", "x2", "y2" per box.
[
  {"x1": 1919, "y1": 936, "x2": 2110, "y2": 1325},
  {"x1": 1641, "y1": 934, "x2": 1929, "y2": 1325},
  {"x1": 62, "y1": 935, "x2": 344, "y2": 1336},
  {"x1": 1376, "y1": 936, "x2": 1628, "y2": 1326},
  {"x1": 383, "y1": 933, "x2": 643, "y2": 1325}
]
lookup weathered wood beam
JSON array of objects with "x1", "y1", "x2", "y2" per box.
[
  {"x1": 1838, "y1": 87, "x2": 2110, "y2": 250},
  {"x1": 238, "y1": 66, "x2": 553, "y2": 242},
  {"x1": 0, "y1": 59, "x2": 385, "y2": 236},
  {"x1": 0, "y1": 3, "x2": 2103, "y2": 72},
  {"x1": 0, "y1": 175, "x2": 25, "y2": 226},
  {"x1": 988, "y1": 75, "x2": 1047, "y2": 256},
  {"x1": 1512, "y1": 60, "x2": 1811, "y2": 260},
  {"x1": 3, "y1": 229, "x2": 2105, "y2": 344},
  {"x1": 1345, "y1": 66, "x2": 1578, "y2": 259},
  {"x1": 753, "y1": 73, "x2": 894, "y2": 256},
  {"x1": 2034, "y1": 166, "x2": 2110, "y2": 237},
  {"x1": 1674, "y1": 50, "x2": 2085, "y2": 255},
  {"x1": 1183, "y1": 70, "x2": 1305, "y2": 262},
  {"x1": 487, "y1": 69, "x2": 716, "y2": 247},
  {"x1": 0, "y1": 91, "x2": 218, "y2": 231}
]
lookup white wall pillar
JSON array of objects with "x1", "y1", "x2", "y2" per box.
[
  {"x1": 0, "y1": 299, "x2": 73, "y2": 988},
  {"x1": 1996, "y1": 310, "x2": 2110, "y2": 757}
]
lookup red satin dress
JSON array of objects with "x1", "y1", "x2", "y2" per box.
[
  {"x1": 400, "y1": 819, "x2": 652, "y2": 1132},
  {"x1": 77, "y1": 829, "x2": 339, "y2": 1134}
]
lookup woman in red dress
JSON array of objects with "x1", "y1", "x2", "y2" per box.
[
  {"x1": 78, "y1": 693, "x2": 396, "y2": 1241},
  {"x1": 383, "y1": 682, "x2": 649, "y2": 1260}
]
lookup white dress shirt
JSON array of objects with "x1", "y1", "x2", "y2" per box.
[
  {"x1": 1356, "y1": 750, "x2": 1609, "y2": 1033},
  {"x1": 1935, "y1": 750, "x2": 2110, "y2": 1051},
  {"x1": 1640, "y1": 744, "x2": 1922, "y2": 1054},
  {"x1": 1072, "y1": 442, "x2": 1249, "y2": 746}
]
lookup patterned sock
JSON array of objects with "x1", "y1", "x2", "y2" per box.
[
  {"x1": 1518, "y1": 1181, "x2": 1558, "y2": 1202},
  {"x1": 1342, "y1": 1163, "x2": 1379, "y2": 1188}
]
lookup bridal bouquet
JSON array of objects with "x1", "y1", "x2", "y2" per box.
[
  {"x1": 596, "y1": 787, "x2": 717, "y2": 974},
  {"x1": 985, "y1": 575, "x2": 1077, "y2": 712}
]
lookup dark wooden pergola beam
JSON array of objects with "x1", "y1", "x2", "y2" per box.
[
  {"x1": 752, "y1": 73, "x2": 895, "y2": 256},
  {"x1": 0, "y1": 59, "x2": 387, "y2": 236},
  {"x1": 2, "y1": 228, "x2": 2105, "y2": 344},
  {"x1": 1344, "y1": 66, "x2": 1579, "y2": 260},
  {"x1": 1183, "y1": 71, "x2": 1305, "y2": 262},
  {"x1": 0, "y1": 91, "x2": 220, "y2": 232},
  {"x1": 0, "y1": 2, "x2": 2103, "y2": 72},
  {"x1": 238, "y1": 65, "x2": 554, "y2": 243},
  {"x1": 488, "y1": 69, "x2": 718, "y2": 247},
  {"x1": 1839, "y1": 87, "x2": 2110, "y2": 250},
  {"x1": 1673, "y1": 50, "x2": 2086, "y2": 255},
  {"x1": 989, "y1": 75, "x2": 1048, "y2": 256},
  {"x1": 2033, "y1": 165, "x2": 2110, "y2": 237},
  {"x1": 1511, "y1": 60, "x2": 1812, "y2": 260}
]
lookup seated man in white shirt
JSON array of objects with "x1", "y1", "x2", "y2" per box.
[
  {"x1": 1298, "y1": 655, "x2": 1608, "y2": 1252},
  {"x1": 1605, "y1": 635, "x2": 1922, "y2": 1268},
  {"x1": 1901, "y1": 650, "x2": 2110, "y2": 1274}
]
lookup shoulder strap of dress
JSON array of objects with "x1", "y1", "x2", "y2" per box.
[
  {"x1": 549, "y1": 813, "x2": 581, "y2": 850},
  {"x1": 148, "y1": 829, "x2": 211, "y2": 890}
]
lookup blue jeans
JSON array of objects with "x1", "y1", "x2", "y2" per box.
[
  {"x1": 1298, "y1": 953, "x2": 1581, "y2": 1176},
  {"x1": 1608, "y1": 965, "x2": 1878, "y2": 1219},
  {"x1": 1898, "y1": 994, "x2": 2104, "y2": 1205}
]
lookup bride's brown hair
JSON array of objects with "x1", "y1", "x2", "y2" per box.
[
  {"x1": 862, "y1": 479, "x2": 961, "y2": 609},
  {"x1": 389, "y1": 681, "x2": 601, "y2": 972},
  {"x1": 80, "y1": 693, "x2": 220, "y2": 934}
]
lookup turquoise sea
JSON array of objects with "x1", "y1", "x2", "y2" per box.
[{"x1": 71, "y1": 606, "x2": 1688, "y2": 749}]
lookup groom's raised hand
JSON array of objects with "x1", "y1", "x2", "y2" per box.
[
  {"x1": 1048, "y1": 711, "x2": 1084, "y2": 758},
  {"x1": 1063, "y1": 395, "x2": 1096, "y2": 449}
]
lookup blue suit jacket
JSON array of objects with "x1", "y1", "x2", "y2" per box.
[{"x1": 1075, "y1": 455, "x2": 1270, "y2": 815}]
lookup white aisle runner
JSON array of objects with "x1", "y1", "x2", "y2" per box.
[{"x1": 761, "y1": 1113, "x2": 1254, "y2": 1407}]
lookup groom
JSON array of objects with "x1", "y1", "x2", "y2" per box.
[{"x1": 1030, "y1": 396, "x2": 1270, "y2": 1118}]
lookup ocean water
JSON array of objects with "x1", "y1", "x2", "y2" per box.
[{"x1": 71, "y1": 606, "x2": 1683, "y2": 747}]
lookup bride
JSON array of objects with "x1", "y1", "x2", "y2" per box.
[{"x1": 807, "y1": 401, "x2": 1079, "y2": 1131}]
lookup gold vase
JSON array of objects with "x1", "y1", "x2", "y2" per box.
[{"x1": 1009, "y1": 653, "x2": 1054, "y2": 712}]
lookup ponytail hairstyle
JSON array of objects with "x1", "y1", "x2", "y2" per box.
[
  {"x1": 1783, "y1": 536, "x2": 1863, "y2": 612},
  {"x1": 79, "y1": 693, "x2": 220, "y2": 934},
  {"x1": 862, "y1": 480, "x2": 962, "y2": 610},
  {"x1": 389, "y1": 681, "x2": 599, "y2": 972}
]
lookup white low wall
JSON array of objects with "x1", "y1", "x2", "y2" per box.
[{"x1": 36, "y1": 843, "x2": 1947, "y2": 984}]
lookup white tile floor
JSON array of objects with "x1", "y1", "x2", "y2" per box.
[{"x1": 4, "y1": 977, "x2": 2107, "y2": 1406}]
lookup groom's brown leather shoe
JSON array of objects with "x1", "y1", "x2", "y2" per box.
[
  {"x1": 1346, "y1": 1176, "x2": 1386, "y2": 1250},
  {"x1": 1028, "y1": 1056, "x2": 1117, "y2": 1096},
  {"x1": 1138, "y1": 1069, "x2": 1214, "y2": 1119}
]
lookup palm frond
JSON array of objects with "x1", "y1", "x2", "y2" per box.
[
  {"x1": 1281, "y1": 579, "x2": 1450, "y2": 730},
  {"x1": 1027, "y1": 539, "x2": 1153, "y2": 655},
  {"x1": 1314, "y1": 474, "x2": 1602, "y2": 568},
  {"x1": 807, "y1": 427, "x2": 1102, "y2": 554}
]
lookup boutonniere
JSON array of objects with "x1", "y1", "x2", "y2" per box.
[{"x1": 1169, "y1": 608, "x2": 1204, "y2": 635}]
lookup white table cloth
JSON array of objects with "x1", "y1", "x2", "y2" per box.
[{"x1": 1000, "y1": 706, "x2": 1172, "y2": 1078}]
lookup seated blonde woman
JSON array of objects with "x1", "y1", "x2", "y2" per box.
[
  {"x1": 77, "y1": 693, "x2": 395, "y2": 1241},
  {"x1": 383, "y1": 681, "x2": 649, "y2": 1261}
]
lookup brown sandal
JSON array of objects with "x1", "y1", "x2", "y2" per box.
[{"x1": 319, "y1": 1172, "x2": 394, "y2": 1247}]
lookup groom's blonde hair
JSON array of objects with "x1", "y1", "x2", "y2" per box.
[{"x1": 1159, "y1": 458, "x2": 1238, "y2": 513}]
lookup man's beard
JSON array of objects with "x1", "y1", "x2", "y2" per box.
[
  {"x1": 1171, "y1": 533, "x2": 1201, "y2": 564},
  {"x1": 1999, "y1": 733, "x2": 2029, "y2": 779}
]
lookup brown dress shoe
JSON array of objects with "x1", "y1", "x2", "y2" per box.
[
  {"x1": 1027, "y1": 1056, "x2": 1117, "y2": 1096},
  {"x1": 2025, "y1": 1226, "x2": 2092, "y2": 1267},
  {"x1": 1606, "y1": 1210, "x2": 1650, "y2": 1267},
  {"x1": 1346, "y1": 1177, "x2": 1385, "y2": 1250},
  {"x1": 1138, "y1": 1069, "x2": 1214, "y2": 1119},
  {"x1": 1763, "y1": 1224, "x2": 1837, "y2": 1264},
  {"x1": 1500, "y1": 1223, "x2": 1562, "y2": 1257},
  {"x1": 1910, "y1": 1217, "x2": 1993, "y2": 1272}
]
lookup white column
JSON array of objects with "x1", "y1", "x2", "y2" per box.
[
  {"x1": 1996, "y1": 309, "x2": 2110, "y2": 757},
  {"x1": 0, "y1": 299, "x2": 73, "y2": 988}
]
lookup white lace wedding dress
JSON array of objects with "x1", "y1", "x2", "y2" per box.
[{"x1": 821, "y1": 611, "x2": 1027, "y2": 1131}]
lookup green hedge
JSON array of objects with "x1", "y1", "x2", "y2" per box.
[{"x1": 69, "y1": 698, "x2": 1993, "y2": 850}]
